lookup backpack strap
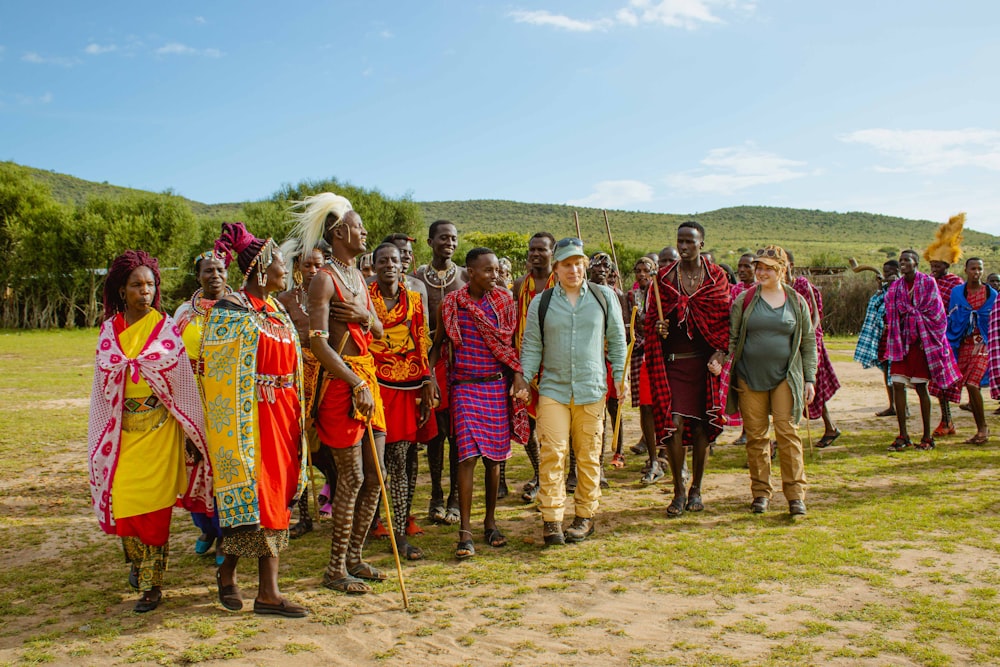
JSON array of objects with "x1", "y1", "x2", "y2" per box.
[{"x1": 537, "y1": 282, "x2": 609, "y2": 346}]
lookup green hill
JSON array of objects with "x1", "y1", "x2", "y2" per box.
[
  {"x1": 14, "y1": 161, "x2": 999, "y2": 268},
  {"x1": 418, "y1": 200, "x2": 1000, "y2": 269}
]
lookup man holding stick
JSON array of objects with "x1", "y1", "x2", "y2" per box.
[
  {"x1": 510, "y1": 232, "x2": 557, "y2": 504},
  {"x1": 291, "y1": 193, "x2": 390, "y2": 595},
  {"x1": 645, "y1": 221, "x2": 730, "y2": 517}
]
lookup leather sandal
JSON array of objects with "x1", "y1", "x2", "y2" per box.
[{"x1": 666, "y1": 494, "x2": 686, "y2": 517}]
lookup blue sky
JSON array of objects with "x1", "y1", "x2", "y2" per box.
[{"x1": 3, "y1": 1, "x2": 1000, "y2": 234}]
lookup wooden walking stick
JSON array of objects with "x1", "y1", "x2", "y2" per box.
[
  {"x1": 611, "y1": 306, "x2": 639, "y2": 459},
  {"x1": 573, "y1": 211, "x2": 582, "y2": 239},
  {"x1": 602, "y1": 210, "x2": 622, "y2": 289},
  {"x1": 365, "y1": 419, "x2": 409, "y2": 610}
]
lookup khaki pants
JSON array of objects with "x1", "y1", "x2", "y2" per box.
[
  {"x1": 737, "y1": 378, "x2": 807, "y2": 501},
  {"x1": 536, "y1": 396, "x2": 605, "y2": 523}
]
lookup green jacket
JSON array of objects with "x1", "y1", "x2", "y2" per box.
[{"x1": 726, "y1": 284, "x2": 818, "y2": 424}]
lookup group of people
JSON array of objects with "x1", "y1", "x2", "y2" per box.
[
  {"x1": 854, "y1": 213, "x2": 999, "y2": 450},
  {"x1": 88, "y1": 193, "x2": 985, "y2": 616}
]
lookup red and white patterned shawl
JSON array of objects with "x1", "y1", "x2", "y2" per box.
[{"x1": 87, "y1": 314, "x2": 213, "y2": 535}]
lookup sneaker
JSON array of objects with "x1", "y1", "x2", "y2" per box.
[
  {"x1": 564, "y1": 517, "x2": 594, "y2": 543},
  {"x1": 641, "y1": 460, "x2": 665, "y2": 485},
  {"x1": 543, "y1": 521, "x2": 565, "y2": 546}
]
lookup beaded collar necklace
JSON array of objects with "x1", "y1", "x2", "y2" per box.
[
  {"x1": 425, "y1": 261, "x2": 458, "y2": 290},
  {"x1": 328, "y1": 257, "x2": 362, "y2": 296}
]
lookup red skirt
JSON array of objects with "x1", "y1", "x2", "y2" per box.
[{"x1": 891, "y1": 345, "x2": 930, "y2": 381}]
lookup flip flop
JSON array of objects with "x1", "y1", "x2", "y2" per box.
[
  {"x1": 815, "y1": 429, "x2": 842, "y2": 449},
  {"x1": 484, "y1": 526, "x2": 507, "y2": 548},
  {"x1": 348, "y1": 562, "x2": 388, "y2": 581},
  {"x1": 216, "y1": 569, "x2": 243, "y2": 612},
  {"x1": 666, "y1": 494, "x2": 686, "y2": 517},
  {"x1": 322, "y1": 574, "x2": 371, "y2": 595}
]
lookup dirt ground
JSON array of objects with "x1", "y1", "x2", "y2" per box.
[{"x1": 2, "y1": 353, "x2": 997, "y2": 666}]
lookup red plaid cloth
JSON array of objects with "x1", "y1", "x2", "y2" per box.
[
  {"x1": 792, "y1": 277, "x2": 840, "y2": 419},
  {"x1": 644, "y1": 260, "x2": 731, "y2": 445},
  {"x1": 937, "y1": 272, "x2": 964, "y2": 309},
  {"x1": 441, "y1": 287, "x2": 527, "y2": 443},
  {"x1": 956, "y1": 286, "x2": 989, "y2": 386}
]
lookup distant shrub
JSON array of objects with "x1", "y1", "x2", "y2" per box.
[{"x1": 814, "y1": 274, "x2": 882, "y2": 336}]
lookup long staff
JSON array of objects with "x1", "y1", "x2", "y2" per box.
[
  {"x1": 803, "y1": 396, "x2": 815, "y2": 461},
  {"x1": 602, "y1": 209, "x2": 622, "y2": 289},
  {"x1": 573, "y1": 211, "x2": 582, "y2": 239},
  {"x1": 610, "y1": 306, "x2": 639, "y2": 459},
  {"x1": 365, "y1": 419, "x2": 409, "y2": 610}
]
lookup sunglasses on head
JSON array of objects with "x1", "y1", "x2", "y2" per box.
[
  {"x1": 755, "y1": 247, "x2": 782, "y2": 259},
  {"x1": 555, "y1": 237, "x2": 584, "y2": 249}
]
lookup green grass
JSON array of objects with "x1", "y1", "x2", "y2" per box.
[{"x1": 3, "y1": 329, "x2": 1000, "y2": 665}]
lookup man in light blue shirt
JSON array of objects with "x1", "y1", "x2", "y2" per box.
[{"x1": 520, "y1": 238, "x2": 627, "y2": 545}]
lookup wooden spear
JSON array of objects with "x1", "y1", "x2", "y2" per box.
[
  {"x1": 602, "y1": 210, "x2": 622, "y2": 289},
  {"x1": 573, "y1": 211, "x2": 582, "y2": 239},
  {"x1": 610, "y1": 306, "x2": 638, "y2": 459},
  {"x1": 365, "y1": 419, "x2": 409, "y2": 610}
]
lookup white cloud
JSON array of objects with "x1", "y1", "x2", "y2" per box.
[
  {"x1": 21, "y1": 51, "x2": 80, "y2": 67},
  {"x1": 840, "y1": 128, "x2": 1000, "y2": 174},
  {"x1": 13, "y1": 91, "x2": 53, "y2": 105},
  {"x1": 508, "y1": 10, "x2": 612, "y2": 32},
  {"x1": 194, "y1": 16, "x2": 207, "y2": 25},
  {"x1": 568, "y1": 180, "x2": 655, "y2": 208},
  {"x1": 509, "y1": 0, "x2": 750, "y2": 32},
  {"x1": 155, "y1": 42, "x2": 223, "y2": 57},
  {"x1": 84, "y1": 43, "x2": 117, "y2": 55},
  {"x1": 380, "y1": 30, "x2": 394, "y2": 39},
  {"x1": 666, "y1": 144, "x2": 809, "y2": 194}
]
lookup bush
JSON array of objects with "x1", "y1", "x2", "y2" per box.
[{"x1": 813, "y1": 273, "x2": 882, "y2": 336}]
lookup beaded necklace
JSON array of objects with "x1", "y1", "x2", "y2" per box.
[
  {"x1": 293, "y1": 284, "x2": 309, "y2": 317},
  {"x1": 235, "y1": 290, "x2": 294, "y2": 343},
  {"x1": 189, "y1": 286, "x2": 233, "y2": 316},
  {"x1": 424, "y1": 261, "x2": 458, "y2": 301},
  {"x1": 328, "y1": 257, "x2": 362, "y2": 296}
]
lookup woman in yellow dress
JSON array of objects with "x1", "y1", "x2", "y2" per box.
[
  {"x1": 175, "y1": 250, "x2": 231, "y2": 564},
  {"x1": 88, "y1": 250, "x2": 212, "y2": 612}
]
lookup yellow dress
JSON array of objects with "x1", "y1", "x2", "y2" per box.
[{"x1": 111, "y1": 310, "x2": 187, "y2": 520}]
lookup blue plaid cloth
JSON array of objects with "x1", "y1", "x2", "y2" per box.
[{"x1": 854, "y1": 290, "x2": 886, "y2": 369}]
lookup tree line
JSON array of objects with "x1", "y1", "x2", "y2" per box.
[{"x1": 0, "y1": 163, "x2": 423, "y2": 329}]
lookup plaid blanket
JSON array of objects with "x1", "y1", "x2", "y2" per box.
[
  {"x1": 946, "y1": 284, "x2": 995, "y2": 392},
  {"x1": 854, "y1": 290, "x2": 886, "y2": 369},
  {"x1": 988, "y1": 299, "x2": 1000, "y2": 400},
  {"x1": 937, "y1": 272, "x2": 964, "y2": 309},
  {"x1": 442, "y1": 286, "x2": 527, "y2": 443},
  {"x1": 644, "y1": 260, "x2": 730, "y2": 445},
  {"x1": 886, "y1": 271, "x2": 961, "y2": 399},
  {"x1": 792, "y1": 276, "x2": 839, "y2": 419}
]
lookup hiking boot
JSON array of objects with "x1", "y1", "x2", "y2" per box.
[
  {"x1": 543, "y1": 521, "x2": 565, "y2": 546},
  {"x1": 564, "y1": 517, "x2": 594, "y2": 543},
  {"x1": 751, "y1": 497, "x2": 769, "y2": 514},
  {"x1": 788, "y1": 500, "x2": 807, "y2": 516}
]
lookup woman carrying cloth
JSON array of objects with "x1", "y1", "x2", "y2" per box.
[
  {"x1": 201, "y1": 222, "x2": 309, "y2": 618},
  {"x1": 88, "y1": 250, "x2": 213, "y2": 613},
  {"x1": 726, "y1": 246, "x2": 816, "y2": 516},
  {"x1": 174, "y1": 249, "x2": 231, "y2": 565}
]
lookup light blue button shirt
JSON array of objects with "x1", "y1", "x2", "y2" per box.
[{"x1": 520, "y1": 281, "x2": 627, "y2": 405}]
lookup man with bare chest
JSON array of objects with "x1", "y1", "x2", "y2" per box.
[
  {"x1": 288, "y1": 192, "x2": 389, "y2": 595},
  {"x1": 414, "y1": 220, "x2": 469, "y2": 524}
]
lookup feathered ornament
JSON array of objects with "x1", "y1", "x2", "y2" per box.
[
  {"x1": 923, "y1": 212, "x2": 965, "y2": 265},
  {"x1": 285, "y1": 193, "x2": 354, "y2": 269}
]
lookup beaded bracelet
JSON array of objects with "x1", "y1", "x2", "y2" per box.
[
  {"x1": 352, "y1": 381, "x2": 368, "y2": 395},
  {"x1": 309, "y1": 330, "x2": 330, "y2": 339}
]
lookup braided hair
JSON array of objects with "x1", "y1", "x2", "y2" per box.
[{"x1": 103, "y1": 250, "x2": 161, "y2": 320}]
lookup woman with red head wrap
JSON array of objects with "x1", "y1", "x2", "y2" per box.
[{"x1": 201, "y1": 222, "x2": 309, "y2": 618}]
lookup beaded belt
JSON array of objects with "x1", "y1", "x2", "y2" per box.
[
  {"x1": 122, "y1": 395, "x2": 167, "y2": 432},
  {"x1": 452, "y1": 372, "x2": 504, "y2": 386},
  {"x1": 255, "y1": 373, "x2": 296, "y2": 404}
]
